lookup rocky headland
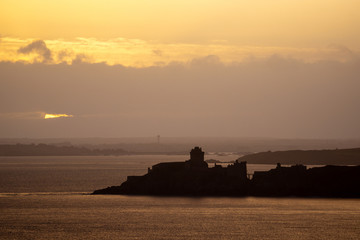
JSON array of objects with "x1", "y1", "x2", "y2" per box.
[{"x1": 93, "y1": 147, "x2": 360, "y2": 198}]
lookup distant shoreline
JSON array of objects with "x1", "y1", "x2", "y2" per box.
[{"x1": 1, "y1": 144, "x2": 360, "y2": 165}]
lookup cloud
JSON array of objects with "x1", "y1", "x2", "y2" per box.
[
  {"x1": 1, "y1": 56, "x2": 359, "y2": 138},
  {"x1": 152, "y1": 49, "x2": 163, "y2": 56},
  {"x1": 17, "y1": 40, "x2": 53, "y2": 63},
  {"x1": 0, "y1": 112, "x2": 44, "y2": 120},
  {"x1": 44, "y1": 113, "x2": 73, "y2": 119},
  {"x1": 0, "y1": 111, "x2": 74, "y2": 120},
  {"x1": 189, "y1": 55, "x2": 222, "y2": 67},
  {"x1": 1, "y1": 37, "x2": 358, "y2": 67},
  {"x1": 72, "y1": 53, "x2": 90, "y2": 64},
  {"x1": 57, "y1": 49, "x2": 74, "y2": 63},
  {"x1": 326, "y1": 44, "x2": 359, "y2": 61}
]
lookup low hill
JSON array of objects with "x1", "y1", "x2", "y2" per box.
[
  {"x1": 0, "y1": 144, "x2": 127, "y2": 156},
  {"x1": 237, "y1": 148, "x2": 360, "y2": 165}
]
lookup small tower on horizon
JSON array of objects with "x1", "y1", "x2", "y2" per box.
[
  {"x1": 188, "y1": 146, "x2": 208, "y2": 168},
  {"x1": 190, "y1": 146, "x2": 204, "y2": 162},
  {"x1": 157, "y1": 135, "x2": 160, "y2": 144}
]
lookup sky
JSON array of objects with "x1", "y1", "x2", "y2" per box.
[{"x1": 0, "y1": 0, "x2": 359, "y2": 138}]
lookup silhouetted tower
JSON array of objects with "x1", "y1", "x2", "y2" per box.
[
  {"x1": 190, "y1": 146, "x2": 204, "y2": 161},
  {"x1": 157, "y1": 135, "x2": 160, "y2": 144},
  {"x1": 188, "y1": 146, "x2": 208, "y2": 168}
]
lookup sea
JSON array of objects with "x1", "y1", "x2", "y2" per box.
[{"x1": 0, "y1": 155, "x2": 359, "y2": 240}]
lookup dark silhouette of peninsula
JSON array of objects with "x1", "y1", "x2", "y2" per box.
[
  {"x1": 237, "y1": 148, "x2": 360, "y2": 165},
  {"x1": 93, "y1": 147, "x2": 360, "y2": 198}
]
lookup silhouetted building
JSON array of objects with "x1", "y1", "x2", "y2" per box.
[
  {"x1": 227, "y1": 160, "x2": 247, "y2": 180},
  {"x1": 149, "y1": 146, "x2": 208, "y2": 174},
  {"x1": 187, "y1": 146, "x2": 208, "y2": 168},
  {"x1": 109, "y1": 146, "x2": 250, "y2": 196},
  {"x1": 94, "y1": 147, "x2": 360, "y2": 197}
]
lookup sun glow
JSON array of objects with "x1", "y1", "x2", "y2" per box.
[{"x1": 44, "y1": 113, "x2": 73, "y2": 119}]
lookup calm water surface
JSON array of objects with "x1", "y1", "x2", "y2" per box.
[{"x1": 0, "y1": 156, "x2": 359, "y2": 239}]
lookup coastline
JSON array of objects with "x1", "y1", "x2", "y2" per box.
[{"x1": 93, "y1": 147, "x2": 360, "y2": 198}]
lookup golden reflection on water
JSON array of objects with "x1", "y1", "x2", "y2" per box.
[
  {"x1": 0, "y1": 194, "x2": 360, "y2": 240},
  {"x1": 1, "y1": 156, "x2": 360, "y2": 239}
]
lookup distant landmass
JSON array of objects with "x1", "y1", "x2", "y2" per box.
[
  {"x1": 237, "y1": 148, "x2": 360, "y2": 165},
  {"x1": 1, "y1": 137, "x2": 360, "y2": 154},
  {"x1": 93, "y1": 147, "x2": 360, "y2": 198},
  {"x1": 205, "y1": 159, "x2": 223, "y2": 163},
  {"x1": 0, "y1": 144, "x2": 128, "y2": 156},
  {"x1": 0, "y1": 143, "x2": 190, "y2": 156},
  {"x1": 1, "y1": 143, "x2": 360, "y2": 167}
]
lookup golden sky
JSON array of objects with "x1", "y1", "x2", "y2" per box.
[{"x1": 1, "y1": 0, "x2": 359, "y2": 66}]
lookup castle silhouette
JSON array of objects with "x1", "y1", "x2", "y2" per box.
[{"x1": 93, "y1": 147, "x2": 360, "y2": 197}]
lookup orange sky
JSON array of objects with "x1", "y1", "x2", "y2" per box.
[{"x1": 1, "y1": 0, "x2": 359, "y2": 66}]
